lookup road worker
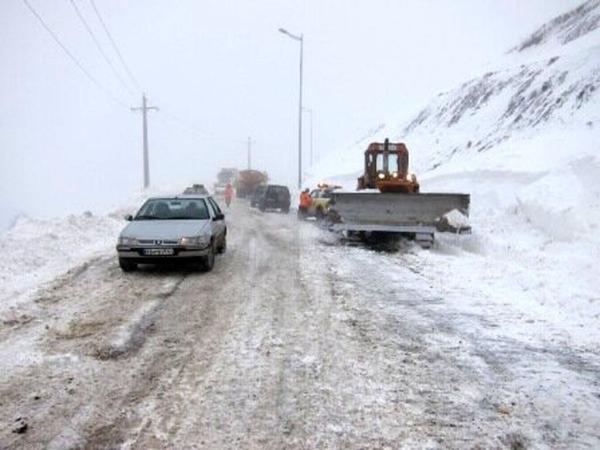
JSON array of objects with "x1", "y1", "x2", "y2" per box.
[
  {"x1": 224, "y1": 183, "x2": 234, "y2": 208},
  {"x1": 298, "y1": 188, "x2": 312, "y2": 219}
]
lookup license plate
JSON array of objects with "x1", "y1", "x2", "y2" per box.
[{"x1": 143, "y1": 248, "x2": 174, "y2": 256}]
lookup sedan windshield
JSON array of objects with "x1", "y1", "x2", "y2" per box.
[{"x1": 135, "y1": 198, "x2": 210, "y2": 220}]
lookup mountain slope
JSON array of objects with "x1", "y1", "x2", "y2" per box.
[{"x1": 511, "y1": 0, "x2": 600, "y2": 52}]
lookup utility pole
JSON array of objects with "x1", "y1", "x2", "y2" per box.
[
  {"x1": 279, "y1": 28, "x2": 304, "y2": 190},
  {"x1": 298, "y1": 35, "x2": 303, "y2": 189},
  {"x1": 303, "y1": 107, "x2": 313, "y2": 166},
  {"x1": 247, "y1": 136, "x2": 253, "y2": 170},
  {"x1": 131, "y1": 94, "x2": 158, "y2": 189}
]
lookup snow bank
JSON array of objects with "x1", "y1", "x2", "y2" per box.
[{"x1": 0, "y1": 212, "x2": 125, "y2": 317}]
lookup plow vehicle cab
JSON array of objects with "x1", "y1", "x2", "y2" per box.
[{"x1": 357, "y1": 139, "x2": 419, "y2": 193}]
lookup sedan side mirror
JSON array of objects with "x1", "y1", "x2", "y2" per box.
[
  {"x1": 213, "y1": 213, "x2": 225, "y2": 221},
  {"x1": 125, "y1": 214, "x2": 133, "y2": 221}
]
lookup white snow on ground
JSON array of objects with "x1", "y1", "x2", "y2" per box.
[
  {"x1": 0, "y1": 186, "x2": 181, "y2": 320},
  {"x1": 0, "y1": 213, "x2": 123, "y2": 317},
  {"x1": 308, "y1": 1, "x2": 600, "y2": 349}
]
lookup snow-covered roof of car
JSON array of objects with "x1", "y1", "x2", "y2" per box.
[{"x1": 146, "y1": 194, "x2": 212, "y2": 200}]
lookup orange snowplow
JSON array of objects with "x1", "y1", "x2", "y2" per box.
[{"x1": 327, "y1": 138, "x2": 470, "y2": 247}]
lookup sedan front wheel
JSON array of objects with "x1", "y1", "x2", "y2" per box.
[
  {"x1": 218, "y1": 235, "x2": 227, "y2": 254},
  {"x1": 200, "y1": 241, "x2": 215, "y2": 272},
  {"x1": 119, "y1": 258, "x2": 137, "y2": 272}
]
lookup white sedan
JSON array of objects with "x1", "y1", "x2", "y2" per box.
[{"x1": 116, "y1": 195, "x2": 227, "y2": 272}]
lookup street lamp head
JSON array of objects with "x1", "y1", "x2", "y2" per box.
[{"x1": 278, "y1": 27, "x2": 302, "y2": 41}]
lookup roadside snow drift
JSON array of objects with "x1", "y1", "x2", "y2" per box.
[{"x1": 0, "y1": 213, "x2": 124, "y2": 318}]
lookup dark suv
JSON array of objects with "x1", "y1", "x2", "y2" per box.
[
  {"x1": 250, "y1": 185, "x2": 267, "y2": 208},
  {"x1": 256, "y1": 184, "x2": 290, "y2": 213}
]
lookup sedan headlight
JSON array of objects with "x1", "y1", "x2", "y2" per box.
[
  {"x1": 377, "y1": 172, "x2": 386, "y2": 180},
  {"x1": 118, "y1": 236, "x2": 138, "y2": 246},
  {"x1": 180, "y1": 236, "x2": 209, "y2": 247},
  {"x1": 392, "y1": 171, "x2": 398, "y2": 178}
]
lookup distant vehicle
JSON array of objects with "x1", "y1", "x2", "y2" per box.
[
  {"x1": 250, "y1": 185, "x2": 267, "y2": 208},
  {"x1": 116, "y1": 194, "x2": 226, "y2": 272},
  {"x1": 214, "y1": 168, "x2": 238, "y2": 195},
  {"x1": 183, "y1": 184, "x2": 209, "y2": 195},
  {"x1": 307, "y1": 183, "x2": 342, "y2": 219},
  {"x1": 235, "y1": 170, "x2": 268, "y2": 198},
  {"x1": 256, "y1": 184, "x2": 290, "y2": 213}
]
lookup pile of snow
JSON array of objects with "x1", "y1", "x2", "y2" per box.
[
  {"x1": 441, "y1": 209, "x2": 470, "y2": 230},
  {"x1": 308, "y1": 0, "x2": 600, "y2": 346},
  {"x1": 0, "y1": 212, "x2": 125, "y2": 318}
]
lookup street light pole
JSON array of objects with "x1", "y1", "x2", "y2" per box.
[
  {"x1": 247, "y1": 136, "x2": 253, "y2": 170},
  {"x1": 303, "y1": 107, "x2": 313, "y2": 166},
  {"x1": 279, "y1": 28, "x2": 303, "y2": 190}
]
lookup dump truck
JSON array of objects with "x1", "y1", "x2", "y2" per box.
[
  {"x1": 235, "y1": 170, "x2": 268, "y2": 198},
  {"x1": 327, "y1": 139, "x2": 470, "y2": 247}
]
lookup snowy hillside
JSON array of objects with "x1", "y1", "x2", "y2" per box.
[
  {"x1": 309, "y1": 0, "x2": 600, "y2": 346},
  {"x1": 311, "y1": 0, "x2": 600, "y2": 185},
  {"x1": 510, "y1": 0, "x2": 600, "y2": 53}
]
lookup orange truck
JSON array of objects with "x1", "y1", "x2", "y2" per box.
[{"x1": 235, "y1": 170, "x2": 268, "y2": 198}]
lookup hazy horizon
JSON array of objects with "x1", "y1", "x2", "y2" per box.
[{"x1": 0, "y1": 0, "x2": 578, "y2": 228}]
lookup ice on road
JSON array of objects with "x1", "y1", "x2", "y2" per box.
[{"x1": 0, "y1": 202, "x2": 599, "y2": 449}]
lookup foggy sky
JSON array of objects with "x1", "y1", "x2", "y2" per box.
[{"x1": 0, "y1": 0, "x2": 578, "y2": 228}]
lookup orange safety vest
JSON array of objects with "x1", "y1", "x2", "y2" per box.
[{"x1": 299, "y1": 192, "x2": 312, "y2": 208}]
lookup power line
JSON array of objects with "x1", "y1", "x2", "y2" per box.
[
  {"x1": 89, "y1": 0, "x2": 142, "y2": 91},
  {"x1": 159, "y1": 111, "x2": 249, "y2": 146},
  {"x1": 160, "y1": 110, "x2": 217, "y2": 140},
  {"x1": 153, "y1": 111, "x2": 247, "y2": 155},
  {"x1": 69, "y1": 0, "x2": 135, "y2": 96},
  {"x1": 21, "y1": 0, "x2": 128, "y2": 108}
]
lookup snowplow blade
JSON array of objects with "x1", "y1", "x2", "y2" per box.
[{"x1": 328, "y1": 192, "x2": 470, "y2": 233}]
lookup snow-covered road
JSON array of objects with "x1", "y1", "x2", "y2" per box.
[{"x1": 1, "y1": 202, "x2": 599, "y2": 449}]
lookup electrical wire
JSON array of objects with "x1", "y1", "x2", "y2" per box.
[
  {"x1": 24, "y1": 0, "x2": 249, "y2": 149},
  {"x1": 69, "y1": 0, "x2": 136, "y2": 96},
  {"x1": 161, "y1": 110, "x2": 217, "y2": 140},
  {"x1": 89, "y1": 0, "x2": 142, "y2": 91},
  {"x1": 21, "y1": 0, "x2": 128, "y2": 108},
  {"x1": 160, "y1": 109, "x2": 249, "y2": 146},
  {"x1": 154, "y1": 114, "x2": 245, "y2": 157}
]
